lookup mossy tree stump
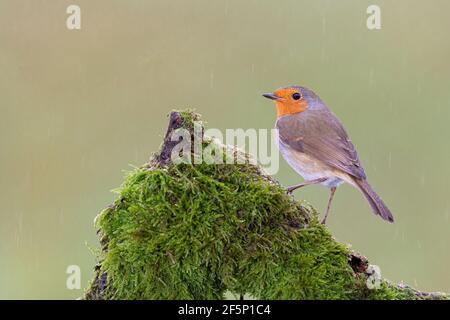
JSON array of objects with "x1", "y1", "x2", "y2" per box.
[{"x1": 85, "y1": 110, "x2": 448, "y2": 300}]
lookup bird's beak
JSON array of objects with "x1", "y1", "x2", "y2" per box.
[{"x1": 262, "y1": 92, "x2": 280, "y2": 101}]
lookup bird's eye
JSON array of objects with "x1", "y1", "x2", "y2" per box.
[{"x1": 292, "y1": 92, "x2": 301, "y2": 100}]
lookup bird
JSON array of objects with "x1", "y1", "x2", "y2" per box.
[{"x1": 262, "y1": 85, "x2": 394, "y2": 224}]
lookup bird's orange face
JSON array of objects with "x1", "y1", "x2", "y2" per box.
[{"x1": 262, "y1": 87, "x2": 309, "y2": 118}]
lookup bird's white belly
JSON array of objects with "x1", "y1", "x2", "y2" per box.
[{"x1": 278, "y1": 140, "x2": 345, "y2": 188}]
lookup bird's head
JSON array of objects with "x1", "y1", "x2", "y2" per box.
[{"x1": 262, "y1": 86, "x2": 319, "y2": 118}]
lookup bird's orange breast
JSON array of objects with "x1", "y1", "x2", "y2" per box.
[{"x1": 276, "y1": 99, "x2": 308, "y2": 118}]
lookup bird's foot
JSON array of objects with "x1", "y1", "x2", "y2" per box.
[{"x1": 286, "y1": 187, "x2": 295, "y2": 195}]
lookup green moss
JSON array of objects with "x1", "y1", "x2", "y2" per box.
[
  {"x1": 94, "y1": 161, "x2": 317, "y2": 299},
  {"x1": 361, "y1": 281, "x2": 449, "y2": 300},
  {"x1": 85, "y1": 110, "x2": 449, "y2": 300},
  {"x1": 175, "y1": 108, "x2": 201, "y2": 132}
]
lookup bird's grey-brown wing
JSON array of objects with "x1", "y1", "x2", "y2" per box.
[{"x1": 276, "y1": 109, "x2": 366, "y2": 180}]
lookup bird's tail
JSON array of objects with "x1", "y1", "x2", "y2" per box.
[{"x1": 354, "y1": 179, "x2": 394, "y2": 223}]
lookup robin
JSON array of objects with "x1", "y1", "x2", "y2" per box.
[{"x1": 262, "y1": 85, "x2": 394, "y2": 224}]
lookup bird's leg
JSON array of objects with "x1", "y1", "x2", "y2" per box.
[
  {"x1": 321, "y1": 187, "x2": 337, "y2": 224},
  {"x1": 286, "y1": 177, "x2": 327, "y2": 194}
]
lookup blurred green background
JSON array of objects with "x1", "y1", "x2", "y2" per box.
[{"x1": 1, "y1": 0, "x2": 449, "y2": 299}]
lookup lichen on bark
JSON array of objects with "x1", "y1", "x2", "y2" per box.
[{"x1": 84, "y1": 110, "x2": 448, "y2": 300}]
